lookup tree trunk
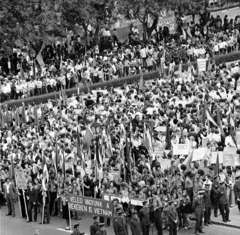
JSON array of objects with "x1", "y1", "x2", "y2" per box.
[{"x1": 146, "y1": 17, "x2": 158, "y2": 38}]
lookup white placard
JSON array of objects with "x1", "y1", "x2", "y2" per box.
[{"x1": 173, "y1": 144, "x2": 189, "y2": 155}]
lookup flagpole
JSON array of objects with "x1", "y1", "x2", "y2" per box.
[
  {"x1": 42, "y1": 194, "x2": 46, "y2": 224},
  {"x1": 68, "y1": 207, "x2": 72, "y2": 231},
  {"x1": 23, "y1": 190, "x2": 29, "y2": 221},
  {"x1": 18, "y1": 189, "x2": 23, "y2": 218}
]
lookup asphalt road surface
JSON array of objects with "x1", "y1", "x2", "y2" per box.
[{"x1": 0, "y1": 204, "x2": 239, "y2": 235}]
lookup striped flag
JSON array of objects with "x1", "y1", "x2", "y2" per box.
[{"x1": 206, "y1": 109, "x2": 218, "y2": 127}]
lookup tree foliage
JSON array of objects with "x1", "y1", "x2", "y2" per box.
[
  {"x1": 117, "y1": 0, "x2": 170, "y2": 38},
  {"x1": 0, "y1": 0, "x2": 65, "y2": 55},
  {"x1": 61, "y1": 0, "x2": 118, "y2": 40}
]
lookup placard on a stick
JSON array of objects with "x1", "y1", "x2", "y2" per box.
[{"x1": 15, "y1": 172, "x2": 28, "y2": 190}]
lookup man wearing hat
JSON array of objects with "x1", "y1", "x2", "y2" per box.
[
  {"x1": 234, "y1": 171, "x2": 240, "y2": 212},
  {"x1": 130, "y1": 211, "x2": 142, "y2": 235},
  {"x1": 203, "y1": 184, "x2": 212, "y2": 226},
  {"x1": 192, "y1": 189, "x2": 205, "y2": 235},
  {"x1": 113, "y1": 209, "x2": 128, "y2": 235},
  {"x1": 218, "y1": 179, "x2": 230, "y2": 223},
  {"x1": 95, "y1": 222, "x2": 107, "y2": 235},
  {"x1": 90, "y1": 215, "x2": 99, "y2": 235},
  {"x1": 72, "y1": 223, "x2": 85, "y2": 235},
  {"x1": 139, "y1": 200, "x2": 150, "y2": 235},
  {"x1": 161, "y1": 200, "x2": 178, "y2": 235}
]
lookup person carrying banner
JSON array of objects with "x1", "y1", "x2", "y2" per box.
[{"x1": 26, "y1": 181, "x2": 38, "y2": 222}]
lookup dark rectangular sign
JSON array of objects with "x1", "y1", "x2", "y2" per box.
[{"x1": 67, "y1": 195, "x2": 113, "y2": 217}]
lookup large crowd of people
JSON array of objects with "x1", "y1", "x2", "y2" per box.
[
  {"x1": 0, "y1": 14, "x2": 240, "y2": 102},
  {"x1": 1, "y1": 12, "x2": 240, "y2": 235}
]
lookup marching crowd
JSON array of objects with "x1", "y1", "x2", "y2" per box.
[
  {"x1": 1, "y1": 54, "x2": 240, "y2": 235},
  {"x1": 1, "y1": 12, "x2": 240, "y2": 235},
  {"x1": 1, "y1": 14, "x2": 240, "y2": 102}
]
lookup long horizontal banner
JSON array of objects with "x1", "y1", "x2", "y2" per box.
[
  {"x1": 103, "y1": 194, "x2": 145, "y2": 206},
  {"x1": 68, "y1": 195, "x2": 113, "y2": 217}
]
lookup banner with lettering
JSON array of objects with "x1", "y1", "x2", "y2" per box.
[
  {"x1": 173, "y1": 144, "x2": 189, "y2": 155},
  {"x1": 68, "y1": 195, "x2": 113, "y2": 217},
  {"x1": 197, "y1": 58, "x2": 207, "y2": 73},
  {"x1": 192, "y1": 148, "x2": 206, "y2": 162}
]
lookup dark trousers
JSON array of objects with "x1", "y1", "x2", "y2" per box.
[
  {"x1": 49, "y1": 191, "x2": 57, "y2": 216},
  {"x1": 155, "y1": 209, "x2": 163, "y2": 235},
  {"x1": 142, "y1": 225, "x2": 150, "y2": 235},
  {"x1": 168, "y1": 221, "x2": 177, "y2": 235},
  {"x1": 237, "y1": 200, "x2": 240, "y2": 212},
  {"x1": 213, "y1": 199, "x2": 219, "y2": 216},
  {"x1": 219, "y1": 204, "x2": 230, "y2": 221},
  {"x1": 195, "y1": 213, "x2": 203, "y2": 232},
  {"x1": 40, "y1": 204, "x2": 50, "y2": 223},
  {"x1": 6, "y1": 194, "x2": 15, "y2": 215},
  {"x1": 28, "y1": 201, "x2": 37, "y2": 221},
  {"x1": 19, "y1": 190, "x2": 27, "y2": 218},
  {"x1": 204, "y1": 207, "x2": 211, "y2": 224}
]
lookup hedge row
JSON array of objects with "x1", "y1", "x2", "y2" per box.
[{"x1": 4, "y1": 51, "x2": 240, "y2": 108}]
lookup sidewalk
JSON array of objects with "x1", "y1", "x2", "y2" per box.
[{"x1": 211, "y1": 206, "x2": 240, "y2": 229}]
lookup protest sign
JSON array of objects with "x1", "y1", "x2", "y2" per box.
[
  {"x1": 237, "y1": 131, "x2": 240, "y2": 147},
  {"x1": 103, "y1": 194, "x2": 144, "y2": 206},
  {"x1": 68, "y1": 195, "x2": 113, "y2": 217},
  {"x1": 211, "y1": 152, "x2": 223, "y2": 164},
  {"x1": 153, "y1": 140, "x2": 164, "y2": 157},
  {"x1": 197, "y1": 59, "x2": 207, "y2": 73},
  {"x1": 109, "y1": 169, "x2": 120, "y2": 181},
  {"x1": 223, "y1": 147, "x2": 238, "y2": 166},
  {"x1": 223, "y1": 153, "x2": 236, "y2": 166},
  {"x1": 202, "y1": 138, "x2": 209, "y2": 147},
  {"x1": 173, "y1": 144, "x2": 189, "y2": 155},
  {"x1": 160, "y1": 158, "x2": 171, "y2": 170},
  {"x1": 15, "y1": 172, "x2": 28, "y2": 190},
  {"x1": 192, "y1": 148, "x2": 206, "y2": 161}
]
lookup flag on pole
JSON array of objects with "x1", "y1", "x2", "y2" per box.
[
  {"x1": 183, "y1": 150, "x2": 194, "y2": 170},
  {"x1": 42, "y1": 164, "x2": 49, "y2": 191},
  {"x1": 20, "y1": 64, "x2": 25, "y2": 80},
  {"x1": 10, "y1": 155, "x2": 16, "y2": 186},
  {"x1": 214, "y1": 153, "x2": 219, "y2": 177},
  {"x1": 62, "y1": 151, "x2": 66, "y2": 181},
  {"x1": 36, "y1": 44, "x2": 45, "y2": 68},
  {"x1": 82, "y1": 126, "x2": 94, "y2": 150},
  {"x1": 22, "y1": 104, "x2": 27, "y2": 123},
  {"x1": 216, "y1": 106, "x2": 225, "y2": 137},
  {"x1": 139, "y1": 71, "x2": 144, "y2": 90},
  {"x1": 165, "y1": 120, "x2": 171, "y2": 150},
  {"x1": 15, "y1": 108, "x2": 20, "y2": 127},
  {"x1": 206, "y1": 109, "x2": 218, "y2": 127},
  {"x1": 76, "y1": 129, "x2": 82, "y2": 161}
]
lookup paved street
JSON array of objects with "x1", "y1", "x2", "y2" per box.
[{"x1": 1, "y1": 203, "x2": 240, "y2": 235}]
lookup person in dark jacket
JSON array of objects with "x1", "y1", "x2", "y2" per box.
[
  {"x1": 203, "y1": 184, "x2": 212, "y2": 225},
  {"x1": 26, "y1": 181, "x2": 38, "y2": 222},
  {"x1": 95, "y1": 223, "x2": 107, "y2": 235},
  {"x1": 139, "y1": 200, "x2": 150, "y2": 235},
  {"x1": 234, "y1": 172, "x2": 240, "y2": 212},
  {"x1": 90, "y1": 215, "x2": 100, "y2": 235},
  {"x1": 218, "y1": 180, "x2": 230, "y2": 223},
  {"x1": 130, "y1": 211, "x2": 142, "y2": 235},
  {"x1": 192, "y1": 189, "x2": 205, "y2": 235},
  {"x1": 162, "y1": 200, "x2": 178, "y2": 235},
  {"x1": 113, "y1": 209, "x2": 128, "y2": 235}
]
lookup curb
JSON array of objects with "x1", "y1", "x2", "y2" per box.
[{"x1": 211, "y1": 221, "x2": 240, "y2": 229}]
